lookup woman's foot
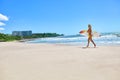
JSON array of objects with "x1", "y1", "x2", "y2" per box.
[
  {"x1": 94, "y1": 45, "x2": 96, "y2": 48},
  {"x1": 86, "y1": 45, "x2": 89, "y2": 48}
]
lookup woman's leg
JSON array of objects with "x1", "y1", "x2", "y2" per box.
[
  {"x1": 91, "y1": 39, "x2": 96, "y2": 47},
  {"x1": 87, "y1": 38, "x2": 90, "y2": 47}
]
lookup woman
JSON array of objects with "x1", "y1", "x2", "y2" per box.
[{"x1": 86, "y1": 24, "x2": 96, "y2": 48}]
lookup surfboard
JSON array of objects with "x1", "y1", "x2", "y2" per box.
[{"x1": 79, "y1": 30, "x2": 100, "y2": 37}]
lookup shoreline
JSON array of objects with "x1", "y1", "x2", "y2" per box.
[
  {"x1": 25, "y1": 41, "x2": 120, "y2": 47},
  {"x1": 1, "y1": 41, "x2": 120, "y2": 48}
]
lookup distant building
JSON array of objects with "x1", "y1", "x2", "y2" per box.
[{"x1": 12, "y1": 30, "x2": 32, "y2": 37}]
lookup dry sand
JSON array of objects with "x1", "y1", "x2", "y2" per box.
[{"x1": 0, "y1": 42, "x2": 120, "y2": 80}]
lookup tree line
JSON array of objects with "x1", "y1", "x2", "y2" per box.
[
  {"x1": 0, "y1": 33, "x2": 64, "y2": 42},
  {"x1": 0, "y1": 33, "x2": 21, "y2": 42},
  {"x1": 24, "y1": 33, "x2": 64, "y2": 38}
]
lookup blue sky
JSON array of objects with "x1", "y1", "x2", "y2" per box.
[{"x1": 0, "y1": 0, "x2": 120, "y2": 35}]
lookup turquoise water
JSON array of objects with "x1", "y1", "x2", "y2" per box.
[{"x1": 27, "y1": 32, "x2": 120, "y2": 46}]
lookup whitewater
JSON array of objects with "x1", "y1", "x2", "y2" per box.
[{"x1": 27, "y1": 32, "x2": 120, "y2": 46}]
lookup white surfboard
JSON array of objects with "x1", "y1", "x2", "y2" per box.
[{"x1": 79, "y1": 30, "x2": 100, "y2": 37}]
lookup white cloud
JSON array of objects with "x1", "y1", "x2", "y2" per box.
[
  {"x1": 0, "y1": 13, "x2": 9, "y2": 30},
  {"x1": 0, "y1": 13, "x2": 9, "y2": 21},
  {"x1": 0, "y1": 27, "x2": 5, "y2": 30},
  {"x1": 0, "y1": 22, "x2": 6, "y2": 26},
  {"x1": 0, "y1": 13, "x2": 9, "y2": 31}
]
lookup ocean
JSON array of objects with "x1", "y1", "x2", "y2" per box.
[{"x1": 27, "y1": 32, "x2": 120, "y2": 46}]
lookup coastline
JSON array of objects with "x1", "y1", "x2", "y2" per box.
[{"x1": 0, "y1": 42, "x2": 120, "y2": 80}]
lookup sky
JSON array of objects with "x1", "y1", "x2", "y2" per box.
[{"x1": 0, "y1": 0, "x2": 120, "y2": 35}]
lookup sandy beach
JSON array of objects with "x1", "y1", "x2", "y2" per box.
[{"x1": 0, "y1": 42, "x2": 120, "y2": 80}]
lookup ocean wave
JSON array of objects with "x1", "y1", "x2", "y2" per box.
[
  {"x1": 100, "y1": 35, "x2": 117, "y2": 39},
  {"x1": 28, "y1": 32, "x2": 120, "y2": 45},
  {"x1": 101, "y1": 32, "x2": 120, "y2": 37}
]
